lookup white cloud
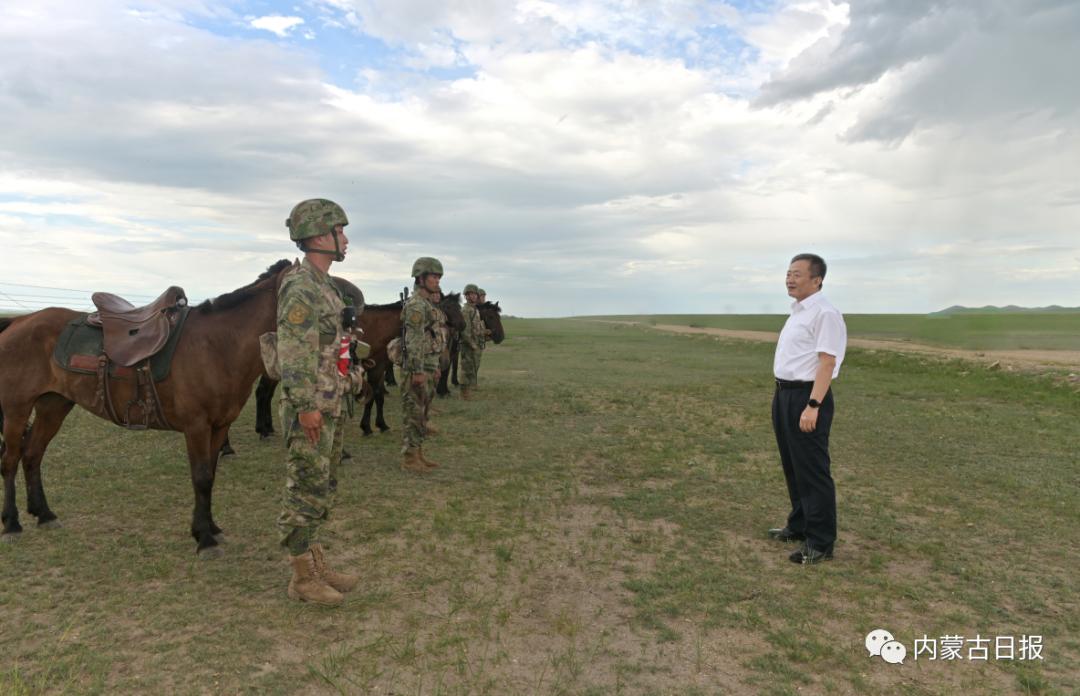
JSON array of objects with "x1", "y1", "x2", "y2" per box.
[
  {"x1": 250, "y1": 14, "x2": 304, "y2": 37},
  {"x1": 0, "y1": 0, "x2": 1077, "y2": 315}
]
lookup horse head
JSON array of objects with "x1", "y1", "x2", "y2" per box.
[
  {"x1": 478, "y1": 301, "x2": 505, "y2": 344},
  {"x1": 439, "y1": 291, "x2": 466, "y2": 332}
]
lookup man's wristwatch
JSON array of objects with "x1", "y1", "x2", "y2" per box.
[{"x1": 807, "y1": 398, "x2": 821, "y2": 409}]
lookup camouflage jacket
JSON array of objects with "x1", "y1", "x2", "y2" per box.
[
  {"x1": 462, "y1": 303, "x2": 485, "y2": 351},
  {"x1": 277, "y1": 259, "x2": 348, "y2": 416},
  {"x1": 401, "y1": 287, "x2": 441, "y2": 374}
]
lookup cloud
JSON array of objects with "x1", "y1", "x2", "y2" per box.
[
  {"x1": 250, "y1": 14, "x2": 304, "y2": 37},
  {"x1": 0, "y1": 0, "x2": 1077, "y2": 316}
]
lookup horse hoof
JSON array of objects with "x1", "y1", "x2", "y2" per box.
[
  {"x1": 0, "y1": 532, "x2": 21, "y2": 543},
  {"x1": 197, "y1": 545, "x2": 224, "y2": 560},
  {"x1": 259, "y1": 433, "x2": 274, "y2": 441},
  {"x1": 212, "y1": 533, "x2": 226, "y2": 544},
  {"x1": 38, "y1": 519, "x2": 63, "y2": 530}
]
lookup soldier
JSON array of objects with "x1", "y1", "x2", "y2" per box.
[
  {"x1": 401, "y1": 257, "x2": 444, "y2": 472},
  {"x1": 459, "y1": 284, "x2": 486, "y2": 400},
  {"x1": 277, "y1": 198, "x2": 361, "y2": 606},
  {"x1": 475, "y1": 287, "x2": 492, "y2": 387},
  {"x1": 424, "y1": 290, "x2": 449, "y2": 434}
]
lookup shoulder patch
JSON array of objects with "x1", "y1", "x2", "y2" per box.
[
  {"x1": 408, "y1": 308, "x2": 424, "y2": 324},
  {"x1": 287, "y1": 304, "x2": 311, "y2": 325}
]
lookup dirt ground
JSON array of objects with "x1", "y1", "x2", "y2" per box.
[{"x1": 611, "y1": 322, "x2": 1080, "y2": 373}]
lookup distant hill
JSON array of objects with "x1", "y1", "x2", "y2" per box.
[{"x1": 931, "y1": 305, "x2": 1080, "y2": 315}]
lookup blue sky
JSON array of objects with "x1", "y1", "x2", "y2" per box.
[{"x1": 1, "y1": 0, "x2": 1078, "y2": 316}]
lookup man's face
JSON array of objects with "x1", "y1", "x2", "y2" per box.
[
  {"x1": 309, "y1": 225, "x2": 348, "y2": 259},
  {"x1": 478, "y1": 294, "x2": 486, "y2": 303},
  {"x1": 465, "y1": 291, "x2": 478, "y2": 304},
  {"x1": 422, "y1": 273, "x2": 442, "y2": 293},
  {"x1": 786, "y1": 260, "x2": 820, "y2": 301}
]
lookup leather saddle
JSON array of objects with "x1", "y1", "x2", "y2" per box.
[{"x1": 88, "y1": 286, "x2": 188, "y2": 366}]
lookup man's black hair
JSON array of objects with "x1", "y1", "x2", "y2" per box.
[{"x1": 791, "y1": 253, "x2": 827, "y2": 285}]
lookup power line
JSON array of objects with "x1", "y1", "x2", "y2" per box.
[{"x1": 0, "y1": 280, "x2": 155, "y2": 299}]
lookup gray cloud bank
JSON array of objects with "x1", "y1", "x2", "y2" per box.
[{"x1": 0, "y1": 0, "x2": 1077, "y2": 316}]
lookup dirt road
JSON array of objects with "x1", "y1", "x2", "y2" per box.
[{"x1": 604, "y1": 321, "x2": 1080, "y2": 372}]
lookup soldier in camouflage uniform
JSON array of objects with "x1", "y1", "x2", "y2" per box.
[
  {"x1": 400, "y1": 257, "x2": 444, "y2": 472},
  {"x1": 475, "y1": 288, "x2": 491, "y2": 387},
  {"x1": 277, "y1": 198, "x2": 361, "y2": 606},
  {"x1": 459, "y1": 284, "x2": 486, "y2": 400}
]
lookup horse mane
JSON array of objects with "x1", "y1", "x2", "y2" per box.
[
  {"x1": 197, "y1": 259, "x2": 293, "y2": 314},
  {"x1": 365, "y1": 300, "x2": 403, "y2": 312},
  {"x1": 479, "y1": 301, "x2": 502, "y2": 314},
  {"x1": 441, "y1": 291, "x2": 461, "y2": 305}
]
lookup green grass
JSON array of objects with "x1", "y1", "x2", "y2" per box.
[
  {"x1": 1, "y1": 318, "x2": 1077, "y2": 694},
  {"x1": 583, "y1": 313, "x2": 1080, "y2": 351}
]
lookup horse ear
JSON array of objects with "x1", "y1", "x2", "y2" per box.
[{"x1": 495, "y1": 301, "x2": 500, "y2": 308}]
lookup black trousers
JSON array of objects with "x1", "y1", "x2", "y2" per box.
[{"x1": 772, "y1": 384, "x2": 836, "y2": 552}]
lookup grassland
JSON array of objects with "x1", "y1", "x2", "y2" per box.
[
  {"x1": 1, "y1": 318, "x2": 1077, "y2": 694},
  {"x1": 585, "y1": 313, "x2": 1080, "y2": 351}
]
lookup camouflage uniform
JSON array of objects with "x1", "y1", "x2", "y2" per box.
[
  {"x1": 400, "y1": 287, "x2": 441, "y2": 449},
  {"x1": 276, "y1": 258, "x2": 348, "y2": 555},
  {"x1": 460, "y1": 287, "x2": 485, "y2": 388}
]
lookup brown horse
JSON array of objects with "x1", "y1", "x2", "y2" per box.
[{"x1": 0, "y1": 259, "x2": 294, "y2": 556}]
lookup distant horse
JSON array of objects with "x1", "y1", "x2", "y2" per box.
[
  {"x1": 448, "y1": 300, "x2": 506, "y2": 388},
  {"x1": 0, "y1": 259, "x2": 294, "y2": 557},
  {"x1": 249, "y1": 291, "x2": 464, "y2": 438}
]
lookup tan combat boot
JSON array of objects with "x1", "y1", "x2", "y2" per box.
[
  {"x1": 460, "y1": 386, "x2": 472, "y2": 401},
  {"x1": 310, "y1": 543, "x2": 359, "y2": 593},
  {"x1": 287, "y1": 549, "x2": 343, "y2": 606},
  {"x1": 419, "y1": 447, "x2": 440, "y2": 469},
  {"x1": 425, "y1": 422, "x2": 439, "y2": 436},
  {"x1": 401, "y1": 447, "x2": 429, "y2": 473}
]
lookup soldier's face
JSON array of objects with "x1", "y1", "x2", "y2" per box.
[
  {"x1": 465, "y1": 292, "x2": 478, "y2": 303},
  {"x1": 422, "y1": 274, "x2": 442, "y2": 293}
]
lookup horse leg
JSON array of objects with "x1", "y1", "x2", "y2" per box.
[
  {"x1": 255, "y1": 376, "x2": 277, "y2": 438},
  {"x1": 436, "y1": 365, "x2": 450, "y2": 397},
  {"x1": 360, "y1": 398, "x2": 374, "y2": 436},
  {"x1": 219, "y1": 430, "x2": 236, "y2": 458},
  {"x1": 450, "y1": 346, "x2": 460, "y2": 386},
  {"x1": 375, "y1": 380, "x2": 390, "y2": 432},
  {"x1": 185, "y1": 426, "x2": 226, "y2": 558},
  {"x1": 1, "y1": 406, "x2": 30, "y2": 540},
  {"x1": 21, "y1": 395, "x2": 74, "y2": 528}
]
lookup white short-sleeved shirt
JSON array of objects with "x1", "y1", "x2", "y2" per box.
[{"x1": 773, "y1": 291, "x2": 847, "y2": 381}]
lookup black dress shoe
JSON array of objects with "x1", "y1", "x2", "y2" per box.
[
  {"x1": 789, "y1": 544, "x2": 833, "y2": 565},
  {"x1": 768, "y1": 527, "x2": 806, "y2": 542}
]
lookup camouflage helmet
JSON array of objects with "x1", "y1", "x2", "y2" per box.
[
  {"x1": 286, "y1": 199, "x2": 348, "y2": 242},
  {"x1": 463, "y1": 283, "x2": 479, "y2": 294},
  {"x1": 332, "y1": 276, "x2": 365, "y2": 314},
  {"x1": 478, "y1": 288, "x2": 487, "y2": 296},
  {"x1": 411, "y1": 257, "x2": 444, "y2": 278}
]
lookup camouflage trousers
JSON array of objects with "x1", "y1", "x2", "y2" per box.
[
  {"x1": 401, "y1": 371, "x2": 436, "y2": 449},
  {"x1": 459, "y1": 345, "x2": 483, "y2": 386},
  {"x1": 277, "y1": 403, "x2": 345, "y2": 556}
]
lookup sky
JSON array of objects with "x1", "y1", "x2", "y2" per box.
[{"x1": 1, "y1": 0, "x2": 1077, "y2": 316}]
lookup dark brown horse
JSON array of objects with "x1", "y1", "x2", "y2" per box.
[{"x1": 0, "y1": 259, "x2": 294, "y2": 556}]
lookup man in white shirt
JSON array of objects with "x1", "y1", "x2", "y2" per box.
[{"x1": 768, "y1": 253, "x2": 847, "y2": 564}]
